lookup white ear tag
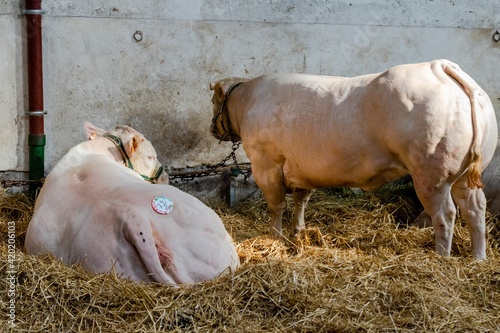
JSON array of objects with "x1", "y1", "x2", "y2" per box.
[{"x1": 151, "y1": 196, "x2": 174, "y2": 215}]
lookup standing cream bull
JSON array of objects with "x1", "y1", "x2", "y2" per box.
[
  {"x1": 210, "y1": 59, "x2": 498, "y2": 259},
  {"x1": 26, "y1": 122, "x2": 239, "y2": 284},
  {"x1": 482, "y1": 145, "x2": 500, "y2": 214}
]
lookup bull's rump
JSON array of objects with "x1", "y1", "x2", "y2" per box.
[{"x1": 239, "y1": 61, "x2": 480, "y2": 190}]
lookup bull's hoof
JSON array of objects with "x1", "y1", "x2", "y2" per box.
[
  {"x1": 413, "y1": 210, "x2": 432, "y2": 228},
  {"x1": 290, "y1": 227, "x2": 305, "y2": 241},
  {"x1": 269, "y1": 227, "x2": 283, "y2": 239}
]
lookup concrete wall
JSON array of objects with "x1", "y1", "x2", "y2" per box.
[{"x1": 1, "y1": 0, "x2": 499, "y2": 176}]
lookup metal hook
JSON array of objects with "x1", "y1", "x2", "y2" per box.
[
  {"x1": 133, "y1": 30, "x2": 143, "y2": 43},
  {"x1": 493, "y1": 30, "x2": 500, "y2": 43}
]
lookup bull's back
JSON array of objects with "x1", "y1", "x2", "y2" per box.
[
  {"x1": 239, "y1": 61, "x2": 489, "y2": 189},
  {"x1": 241, "y1": 73, "x2": 378, "y2": 151},
  {"x1": 240, "y1": 73, "x2": 402, "y2": 185}
]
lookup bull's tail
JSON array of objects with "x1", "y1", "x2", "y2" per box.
[{"x1": 441, "y1": 60, "x2": 484, "y2": 189}]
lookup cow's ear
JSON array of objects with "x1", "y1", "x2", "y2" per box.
[
  {"x1": 84, "y1": 121, "x2": 107, "y2": 140},
  {"x1": 127, "y1": 134, "x2": 144, "y2": 155}
]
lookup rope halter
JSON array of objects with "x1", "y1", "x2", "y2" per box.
[{"x1": 104, "y1": 133, "x2": 164, "y2": 184}]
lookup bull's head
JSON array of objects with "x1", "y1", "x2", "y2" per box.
[
  {"x1": 84, "y1": 122, "x2": 169, "y2": 184},
  {"x1": 209, "y1": 77, "x2": 249, "y2": 142}
]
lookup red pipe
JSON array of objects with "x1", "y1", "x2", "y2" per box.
[{"x1": 25, "y1": 0, "x2": 45, "y2": 187}]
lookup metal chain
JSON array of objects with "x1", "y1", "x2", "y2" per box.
[
  {"x1": 212, "y1": 141, "x2": 242, "y2": 171},
  {"x1": 168, "y1": 141, "x2": 252, "y2": 183}
]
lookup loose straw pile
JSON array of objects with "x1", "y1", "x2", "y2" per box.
[{"x1": 1, "y1": 185, "x2": 499, "y2": 332}]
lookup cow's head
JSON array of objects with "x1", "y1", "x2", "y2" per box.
[
  {"x1": 209, "y1": 77, "x2": 249, "y2": 142},
  {"x1": 84, "y1": 121, "x2": 169, "y2": 184}
]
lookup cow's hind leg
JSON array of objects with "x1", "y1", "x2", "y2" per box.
[
  {"x1": 291, "y1": 189, "x2": 314, "y2": 238},
  {"x1": 413, "y1": 180, "x2": 457, "y2": 257},
  {"x1": 451, "y1": 179, "x2": 487, "y2": 259}
]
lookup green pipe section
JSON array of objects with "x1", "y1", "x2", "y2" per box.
[{"x1": 28, "y1": 133, "x2": 45, "y2": 195}]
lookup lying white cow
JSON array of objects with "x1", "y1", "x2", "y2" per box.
[
  {"x1": 26, "y1": 122, "x2": 239, "y2": 284},
  {"x1": 210, "y1": 59, "x2": 498, "y2": 259}
]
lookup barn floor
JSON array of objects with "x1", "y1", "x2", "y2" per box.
[{"x1": 1, "y1": 184, "x2": 499, "y2": 332}]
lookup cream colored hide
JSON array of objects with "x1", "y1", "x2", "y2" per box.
[
  {"x1": 414, "y1": 145, "x2": 500, "y2": 228},
  {"x1": 26, "y1": 122, "x2": 239, "y2": 285},
  {"x1": 210, "y1": 60, "x2": 498, "y2": 259},
  {"x1": 483, "y1": 146, "x2": 500, "y2": 214}
]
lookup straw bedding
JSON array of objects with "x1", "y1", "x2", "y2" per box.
[{"x1": 1, "y1": 184, "x2": 499, "y2": 332}]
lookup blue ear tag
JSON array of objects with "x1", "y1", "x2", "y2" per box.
[{"x1": 151, "y1": 196, "x2": 174, "y2": 215}]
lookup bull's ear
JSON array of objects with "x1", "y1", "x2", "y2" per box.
[
  {"x1": 84, "y1": 121, "x2": 107, "y2": 140},
  {"x1": 210, "y1": 81, "x2": 225, "y2": 101}
]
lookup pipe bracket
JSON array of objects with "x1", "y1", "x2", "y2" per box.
[
  {"x1": 26, "y1": 110, "x2": 47, "y2": 116},
  {"x1": 22, "y1": 9, "x2": 46, "y2": 15}
]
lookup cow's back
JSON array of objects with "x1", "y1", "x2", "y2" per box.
[
  {"x1": 26, "y1": 155, "x2": 239, "y2": 283},
  {"x1": 25, "y1": 154, "x2": 142, "y2": 259}
]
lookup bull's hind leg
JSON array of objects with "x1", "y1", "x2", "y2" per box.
[
  {"x1": 413, "y1": 180, "x2": 457, "y2": 257},
  {"x1": 451, "y1": 179, "x2": 487, "y2": 259},
  {"x1": 291, "y1": 189, "x2": 315, "y2": 238},
  {"x1": 413, "y1": 210, "x2": 432, "y2": 228}
]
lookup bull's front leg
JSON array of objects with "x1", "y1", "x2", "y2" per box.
[
  {"x1": 268, "y1": 200, "x2": 286, "y2": 237},
  {"x1": 291, "y1": 189, "x2": 315, "y2": 238},
  {"x1": 248, "y1": 155, "x2": 289, "y2": 237},
  {"x1": 252, "y1": 170, "x2": 287, "y2": 237}
]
